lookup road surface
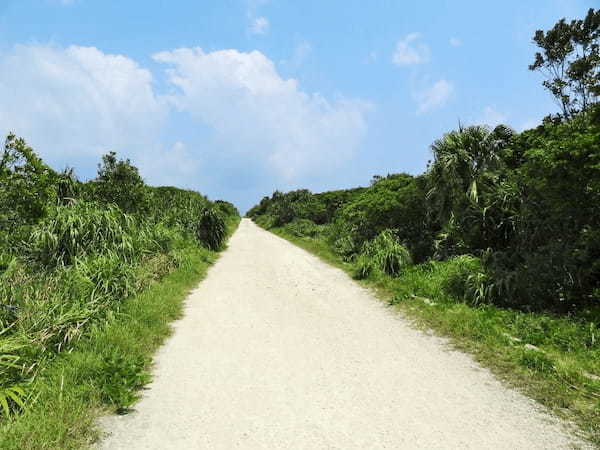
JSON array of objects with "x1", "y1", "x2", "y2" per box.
[{"x1": 99, "y1": 218, "x2": 586, "y2": 449}]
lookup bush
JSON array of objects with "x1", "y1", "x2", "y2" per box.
[
  {"x1": 0, "y1": 134, "x2": 57, "y2": 252},
  {"x1": 284, "y1": 219, "x2": 321, "y2": 238},
  {"x1": 354, "y1": 230, "x2": 412, "y2": 279},
  {"x1": 213, "y1": 200, "x2": 239, "y2": 218},
  {"x1": 196, "y1": 208, "x2": 226, "y2": 250},
  {"x1": 28, "y1": 202, "x2": 138, "y2": 267},
  {"x1": 75, "y1": 253, "x2": 137, "y2": 303},
  {"x1": 337, "y1": 174, "x2": 433, "y2": 262},
  {"x1": 94, "y1": 352, "x2": 150, "y2": 413},
  {"x1": 146, "y1": 186, "x2": 210, "y2": 237},
  {"x1": 89, "y1": 151, "x2": 149, "y2": 216},
  {"x1": 441, "y1": 255, "x2": 491, "y2": 305}
]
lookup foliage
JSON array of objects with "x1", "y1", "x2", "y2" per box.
[
  {"x1": 214, "y1": 200, "x2": 240, "y2": 218},
  {"x1": 55, "y1": 168, "x2": 79, "y2": 206},
  {"x1": 94, "y1": 352, "x2": 150, "y2": 412},
  {"x1": 284, "y1": 219, "x2": 323, "y2": 238},
  {"x1": 427, "y1": 124, "x2": 516, "y2": 257},
  {"x1": 337, "y1": 174, "x2": 433, "y2": 262},
  {"x1": 0, "y1": 134, "x2": 240, "y2": 431},
  {"x1": 28, "y1": 202, "x2": 139, "y2": 267},
  {"x1": 248, "y1": 6, "x2": 600, "y2": 313},
  {"x1": 439, "y1": 255, "x2": 492, "y2": 306},
  {"x1": 0, "y1": 247, "x2": 219, "y2": 449},
  {"x1": 530, "y1": 8, "x2": 599, "y2": 118},
  {"x1": 354, "y1": 230, "x2": 412, "y2": 279},
  {"x1": 146, "y1": 186, "x2": 210, "y2": 237},
  {"x1": 0, "y1": 386, "x2": 25, "y2": 419},
  {"x1": 89, "y1": 151, "x2": 149, "y2": 215},
  {"x1": 0, "y1": 134, "x2": 57, "y2": 251},
  {"x1": 196, "y1": 207, "x2": 226, "y2": 250}
]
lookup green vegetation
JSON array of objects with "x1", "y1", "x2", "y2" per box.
[
  {"x1": 0, "y1": 134, "x2": 239, "y2": 447},
  {"x1": 248, "y1": 9, "x2": 600, "y2": 444}
]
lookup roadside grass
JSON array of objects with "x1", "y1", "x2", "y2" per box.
[
  {"x1": 0, "y1": 219, "x2": 239, "y2": 449},
  {"x1": 265, "y1": 224, "x2": 600, "y2": 447}
]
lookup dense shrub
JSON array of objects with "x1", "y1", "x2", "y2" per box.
[
  {"x1": 337, "y1": 174, "x2": 434, "y2": 262},
  {"x1": 214, "y1": 200, "x2": 240, "y2": 218},
  {"x1": 354, "y1": 230, "x2": 412, "y2": 279},
  {"x1": 0, "y1": 134, "x2": 57, "y2": 252},
  {"x1": 146, "y1": 186, "x2": 210, "y2": 237},
  {"x1": 89, "y1": 151, "x2": 149, "y2": 215},
  {"x1": 196, "y1": 208, "x2": 226, "y2": 250},
  {"x1": 284, "y1": 219, "x2": 323, "y2": 238},
  {"x1": 440, "y1": 255, "x2": 491, "y2": 306},
  {"x1": 28, "y1": 202, "x2": 139, "y2": 267}
]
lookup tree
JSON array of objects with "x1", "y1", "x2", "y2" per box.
[
  {"x1": 427, "y1": 125, "x2": 512, "y2": 223},
  {"x1": 530, "y1": 8, "x2": 600, "y2": 118},
  {"x1": 91, "y1": 151, "x2": 148, "y2": 215},
  {"x1": 426, "y1": 125, "x2": 516, "y2": 256},
  {"x1": 0, "y1": 134, "x2": 56, "y2": 236}
]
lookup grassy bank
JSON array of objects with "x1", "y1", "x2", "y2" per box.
[
  {"x1": 0, "y1": 219, "x2": 239, "y2": 450},
  {"x1": 264, "y1": 223, "x2": 600, "y2": 446}
]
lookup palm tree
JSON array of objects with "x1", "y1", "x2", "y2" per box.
[
  {"x1": 427, "y1": 124, "x2": 513, "y2": 222},
  {"x1": 426, "y1": 124, "x2": 515, "y2": 256}
]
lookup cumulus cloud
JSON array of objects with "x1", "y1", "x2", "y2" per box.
[
  {"x1": 0, "y1": 44, "x2": 369, "y2": 210},
  {"x1": 0, "y1": 44, "x2": 167, "y2": 174},
  {"x1": 392, "y1": 33, "x2": 429, "y2": 66},
  {"x1": 138, "y1": 141, "x2": 201, "y2": 189},
  {"x1": 250, "y1": 16, "x2": 269, "y2": 35},
  {"x1": 414, "y1": 79, "x2": 454, "y2": 114},
  {"x1": 153, "y1": 48, "x2": 369, "y2": 181}
]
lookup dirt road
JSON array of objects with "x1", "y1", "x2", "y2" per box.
[{"x1": 100, "y1": 218, "x2": 586, "y2": 449}]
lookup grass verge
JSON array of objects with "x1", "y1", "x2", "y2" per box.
[
  {"x1": 265, "y1": 224, "x2": 600, "y2": 447},
  {"x1": 0, "y1": 219, "x2": 239, "y2": 450}
]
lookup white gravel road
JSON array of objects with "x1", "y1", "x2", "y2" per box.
[{"x1": 99, "y1": 218, "x2": 588, "y2": 449}]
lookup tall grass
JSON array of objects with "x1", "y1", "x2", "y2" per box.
[
  {"x1": 28, "y1": 202, "x2": 138, "y2": 267},
  {"x1": 354, "y1": 230, "x2": 412, "y2": 279},
  {"x1": 0, "y1": 201, "x2": 184, "y2": 421},
  {"x1": 0, "y1": 246, "x2": 220, "y2": 449},
  {"x1": 196, "y1": 207, "x2": 226, "y2": 250}
]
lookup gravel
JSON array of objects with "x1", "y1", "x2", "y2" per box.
[{"x1": 99, "y1": 218, "x2": 588, "y2": 449}]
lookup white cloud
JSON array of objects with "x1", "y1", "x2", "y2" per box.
[
  {"x1": 414, "y1": 79, "x2": 454, "y2": 114},
  {"x1": 153, "y1": 47, "x2": 369, "y2": 180},
  {"x1": 0, "y1": 44, "x2": 167, "y2": 174},
  {"x1": 139, "y1": 141, "x2": 201, "y2": 188},
  {"x1": 449, "y1": 37, "x2": 462, "y2": 47},
  {"x1": 250, "y1": 16, "x2": 269, "y2": 35},
  {"x1": 392, "y1": 33, "x2": 430, "y2": 66},
  {"x1": 0, "y1": 44, "x2": 369, "y2": 209},
  {"x1": 479, "y1": 106, "x2": 507, "y2": 127}
]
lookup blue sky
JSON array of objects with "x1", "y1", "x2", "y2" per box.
[{"x1": 0, "y1": 0, "x2": 594, "y2": 212}]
